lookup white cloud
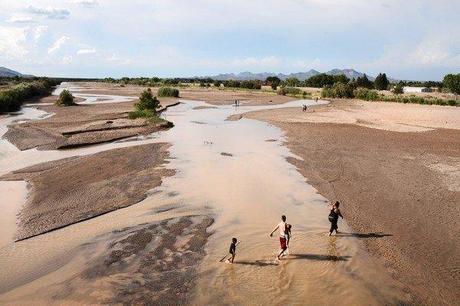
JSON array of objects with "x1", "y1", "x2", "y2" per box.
[
  {"x1": 26, "y1": 6, "x2": 70, "y2": 20},
  {"x1": 77, "y1": 48, "x2": 96, "y2": 55},
  {"x1": 48, "y1": 36, "x2": 70, "y2": 54},
  {"x1": 6, "y1": 14, "x2": 35, "y2": 23},
  {"x1": 33, "y1": 25, "x2": 48, "y2": 42},
  {"x1": 61, "y1": 55, "x2": 73, "y2": 64},
  {"x1": 106, "y1": 54, "x2": 132, "y2": 65},
  {"x1": 0, "y1": 26, "x2": 28, "y2": 59},
  {"x1": 70, "y1": 0, "x2": 98, "y2": 7}
]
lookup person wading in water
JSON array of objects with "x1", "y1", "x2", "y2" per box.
[
  {"x1": 270, "y1": 215, "x2": 288, "y2": 260},
  {"x1": 328, "y1": 201, "x2": 343, "y2": 236}
]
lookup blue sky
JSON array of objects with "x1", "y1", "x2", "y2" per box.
[{"x1": 0, "y1": 0, "x2": 459, "y2": 80}]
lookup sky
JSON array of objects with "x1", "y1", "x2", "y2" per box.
[{"x1": 0, "y1": 0, "x2": 459, "y2": 80}]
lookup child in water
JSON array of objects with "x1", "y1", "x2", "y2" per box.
[
  {"x1": 285, "y1": 224, "x2": 292, "y2": 254},
  {"x1": 227, "y1": 237, "x2": 237, "y2": 263}
]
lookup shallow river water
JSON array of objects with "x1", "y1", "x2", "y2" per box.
[{"x1": 0, "y1": 84, "x2": 410, "y2": 305}]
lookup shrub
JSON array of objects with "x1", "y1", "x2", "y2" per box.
[
  {"x1": 56, "y1": 89, "x2": 76, "y2": 106},
  {"x1": 393, "y1": 83, "x2": 404, "y2": 94},
  {"x1": 322, "y1": 83, "x2": 354, "y2": 98},
  {"x1": 277, "y1": 87, "x2": 302, "y2": 96},
  {"x1": 354, "y1": 87, "x2": 379, "y2": 101},
  {"x1": 240, "y1": 80, "x2": 262, "y2": 89},
  {"x1": 0, "y1": 80, "x2": 55, "y2": 113},
  {"x1": 157, "y1": 87, "x2": 179, "y2": 97},
  {"x1": 136, "y1": 88, "x2": 160, "y2": 111}
]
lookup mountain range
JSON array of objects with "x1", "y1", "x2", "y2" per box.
[
  {"x1": 0, "y1": 66, "x2": 33, "y2": 78},
  {"x1": 205, "y1": 69, "x2": 375, "y2": 81}
]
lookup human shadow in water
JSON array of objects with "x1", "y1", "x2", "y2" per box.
[
  {"x1": 233, "y1": 260, "x2": 279, "y2": 267},
  {"x1": 336, "y1": 232, "x2": 392, "y2": 239},
  {"x1": 288, "y1": 254, "x2": 351, "y2": 261}
]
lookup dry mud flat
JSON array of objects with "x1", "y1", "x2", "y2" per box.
[{"x1": 240, "y1": 100, "x2": 460, "y2": 306}]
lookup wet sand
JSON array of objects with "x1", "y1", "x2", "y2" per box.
[
  {"x1": 1, "y1": 143, "x2": 174, "y2": 241},
  {"x1": 240, "y1": 100, "x2": 460, "y2": 305}
]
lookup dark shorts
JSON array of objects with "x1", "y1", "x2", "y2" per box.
[{"x1": 279, "y1": 237, "x2": 287, "y2": 250}]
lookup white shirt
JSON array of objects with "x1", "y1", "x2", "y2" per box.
[{"x1": 278, "y1": 221, "x2": 286, "y2": 237}]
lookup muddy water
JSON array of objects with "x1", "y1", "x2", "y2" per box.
[
  {"x1": 0, "y1": 85, "x2": 409, "y2": 305},
  {"x1": 150, "y1": 101, "x2": 410, "y2": 305}
]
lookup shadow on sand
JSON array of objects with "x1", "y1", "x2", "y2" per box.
[
  {"x1": 234, "y1": 260, "x2": 278, "y2": 267},
  {"x1": 233, "y1": 253, "x2": 351, "y2": 266},
  {"x1": 288, "y1": 253, "x2": 351, "y2": 261},
  {"x1": 336, "y1": 232, "x2": 392, "y2": 239}
]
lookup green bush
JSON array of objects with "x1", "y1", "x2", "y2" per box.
[
  {"x1": 354, "y1": 87, "x2": 379, "y2": 101},
  {"x1": 0, "y1": 80, "x2": 54, "y2": 113},
  {"x1": 55, "y1": 89, "x2": 76, "y2": 106},
  {"x1": 277, "y1": 87, "x2": 302, "y2": 96},
  {"x1": 136, "y1": 88, "x2": 160, "y2": 110},
  {"x1": 157, "y1": 87, "x2": 180, "y2": 97},
  {"x1": 393, "y1": 83, "x2": 404, "y2": 94},
  {"x1": 321, "y1": 83, "x2": 354, "y2": 98}
]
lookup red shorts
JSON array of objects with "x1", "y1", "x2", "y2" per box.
[{"x1": 279, "y1": 237, "x2": 287, "y2": 250}]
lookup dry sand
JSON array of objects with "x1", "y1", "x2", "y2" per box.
[
  {"x1": 75, "y1": 82, "x2": 296, "y2": 106},
  {"x1": 239, "y1": 99, "x2": 460, "y2": 306}
]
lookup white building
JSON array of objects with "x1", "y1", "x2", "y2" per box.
[{"x1": 403, "y1": 86, "x2": 432, "y2": 93}]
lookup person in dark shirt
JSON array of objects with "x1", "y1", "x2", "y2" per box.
[
  {"x1": 228, "y1": 237, "x2": 238, "y2": 263},
  {"x1": 328, "y1": 201, "x2": 344, "y2": 236}
]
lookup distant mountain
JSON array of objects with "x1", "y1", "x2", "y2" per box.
[
  {"x1": 0, "y1": 66, "x2": 32, "y2": 78},
  {"x1": 205, "y1": 69, "x2": 374, "y2": 81},
  {"x1": 326, "y1": 68, "x2": 374, "y2": 80}
]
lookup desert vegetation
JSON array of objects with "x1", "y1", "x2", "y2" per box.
[
  {"x1": 157, "y1": 87, "x2": 180, "y2": 97},
  {"x1": 55, "y1": 89, "x2": 76, "y2": 106},
  {"x1": 129, "y1": 88, "x2": 163, "y2": 122},
  {"x1": 0, "y1": 78, "x2": 57, "y2": 113},
  {"x1": 322, "y1": 85, "x2": 459, "y2": 106}
]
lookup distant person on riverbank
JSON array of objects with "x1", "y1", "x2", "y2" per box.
[
  {"x1": 328, "y1": 201, "x2": 343, "y2": 236},
  {"x1": 227, "y1": 237, "x2": 237, "y2": 263},
  {"x1": 302, "y1": 105, "x2": 307, "y2": 112},
  {"x1": 270, "y1": 215, "x2": 288, "y2": 260}
]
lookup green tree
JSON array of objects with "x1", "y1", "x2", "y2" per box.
[
  {"x1": 283, "y1": 77, "x2": 301, "y2": 87},
  {"x1": 393, "y1": 82, "x2": 404, "y2": 94},
  {"x1": 333, "y1": 74, "x2": 350, "y2": 84},
  {"x1": 305, "y1": 73, "x2": 335, "y2": 87},
  {"x1": 55, "y1": 89, "x2": 75, "y2": 106},
  {"x1": 136, "y1": 88, "x2": 160, "y2": 111},
  {"x1": 374, "y1": 73, "x2": 390, "y2": 90},
  {"x1": 443, "y1": 73, "x2": 460, "y2": 95},
  {"x1": 355, "y1": 74, "x2": 374, "y2": 89},
  {"x1": 265, "y1": 76, "x2": 281, "y2": 90}
]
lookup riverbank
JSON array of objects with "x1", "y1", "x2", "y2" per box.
[{"x1": 237, "y1": 99, "x2": 460, "y2": 305}]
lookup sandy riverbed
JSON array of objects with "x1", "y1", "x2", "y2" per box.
[
  {"x1": 238, "y1": 99, "x2": 460, "y2": 305},
  {"x1": 1, "y1": 84, "x2": 459, "y2": 305}
]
